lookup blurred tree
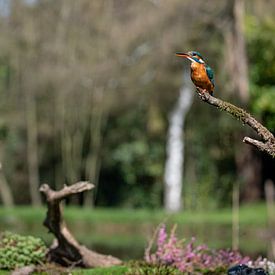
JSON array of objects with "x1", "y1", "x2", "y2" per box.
[
  {"x1": 224, "y1": 0, "x2": 249, "y2": 104},
  {"x1": 225, "y1": 0, "x2": 261, "y2": 202},
  {"x1": 164, "y1": 72, "x2": 193, "y2": 212},
  {"x1": 0, "y1": 0, "x2": 274, "y2": 208},
  {"x1": 0, "y1": 36, "x2": 14, "y2": 205},
  {"x1": 246, "y1": 15, "x2": 275, "y2": 188},
  {"x1": 0, "y1": 141, "x2": 13, "y2": 206}
]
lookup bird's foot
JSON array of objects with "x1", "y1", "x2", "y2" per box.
[
  {"x1": 196, "y1": 87, "x2": 210, "y2": 101},
  {"x1": 196, "y1": 87, "x2": 206, "y2": 95}
]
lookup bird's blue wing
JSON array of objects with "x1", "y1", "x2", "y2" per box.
[{"x1": 206, "y1": 65, "x2": 215, "y2": 86}]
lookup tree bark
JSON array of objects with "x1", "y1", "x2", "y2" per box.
[
  {"x1": 164, "y1": 73, "x2": 193, "y2": 212},
  {"x1": 39, "y1": 181, "x2": 122, "y2": 267}
]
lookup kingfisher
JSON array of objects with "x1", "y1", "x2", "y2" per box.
[{"x1": 176, "y1": 51, "x2": 215, "y2": 95}]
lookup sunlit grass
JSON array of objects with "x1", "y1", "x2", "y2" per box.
[{"x1": 0, "y1": 202, "x2": 268, "y2": 225}]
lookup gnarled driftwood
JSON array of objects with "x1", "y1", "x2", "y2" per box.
[{"x1": 39, "y1": 182, "x2": 122, "y2": 268}]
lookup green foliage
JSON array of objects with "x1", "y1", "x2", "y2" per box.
[
  {"x1": 0, "y1": 232, "x2": 47, "y2": 270},
  {"x1": 250, "y1": 85, "x2": 275, "y2": 129},
  {"x1": 246, "y1": 16, "x2": 275, "y2": 130},
  {"x1": 246, "y1": 16, "x2": 275, "y2": 86},
  {"x1": 100, "y1": 108, "x2": 165, "y2": 208}
]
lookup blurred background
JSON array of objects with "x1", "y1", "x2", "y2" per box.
[{"x1": 0, "y1": 0, "x2": 275, "y2": 261}]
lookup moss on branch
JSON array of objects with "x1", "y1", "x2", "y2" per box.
[{"x1": 196, "y1": 88, "x2": 275, "y2": 157}]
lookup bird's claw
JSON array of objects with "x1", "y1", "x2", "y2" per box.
[{"x1": 196, "y1": 87, "x2": 210, "y2": 101}]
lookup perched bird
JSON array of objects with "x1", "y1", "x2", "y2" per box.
[{"x1": 176, "y1": 51, "x2": 215, "y2": 95}]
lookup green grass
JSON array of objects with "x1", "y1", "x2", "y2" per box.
[
  {"x1": 72, "y1": 266, "x2": 128, "y2": 274},
  {"x1": 0, "y1": 266, "x2": 129, "y2": 275},
  {"x1": 0, "y1": 203, "x2": 269, "y2": 260},
  {"x1": 0, "y1": 203, "x2": 268, "y2": 225}
]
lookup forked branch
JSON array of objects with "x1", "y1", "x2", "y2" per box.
[{"x1": 196, "y1": 89, "x2": 275, "y2": 157}]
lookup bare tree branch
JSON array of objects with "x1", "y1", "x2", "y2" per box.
[
  {"x1": 40, "y1": 181, "x2": 94, "y2": 202},
  {"x1": 243, "y1": 137, "x2": 275, "y2": 156},
  {"x1": 196, "y1": 89, "x2": 275, "y2": 157}
]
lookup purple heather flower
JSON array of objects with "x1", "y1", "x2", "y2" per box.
[
  {"x1": 145, "y1": 224, "x2": 252, "y2": 273},
  {"x1": 157, "y1": 224, "x2": 167, "y2": 246}
]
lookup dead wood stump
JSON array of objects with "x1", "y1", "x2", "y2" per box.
[{"x1": 39, "y1": 182, "x2": 122, "y2": 268}]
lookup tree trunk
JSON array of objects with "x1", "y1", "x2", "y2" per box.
[
  {"x1": 265, "y1": 179, "x2": 275, "y2": 260},
  {"x1": 224, "y1": 0, "x2": 249, "y2": 104},
  {"x1": 164, "y1": 73, "x2": 193, "y2": 212},
  {"x1": 0, "y1": 162, "x2": 14, "y2": 207},
  {"x1": 224, "y1": 0, "x2": 262, "y2": 201},
  {"x1": 25, "y1": 91, "x2": 41, "y2": 206},
  {"x1": 232, "y1": 181, "x2": 239, "y2": 250},
  {"x1": 235, "y1": 147, "x2": 262, "y2": 201},
  {"x1": 84, "y1": 95, "x2": 105, "y2": 207}
]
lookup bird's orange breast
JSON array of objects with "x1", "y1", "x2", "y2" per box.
[{"x1": 190, "y1": 62, "x2": 214, "y2": 93}]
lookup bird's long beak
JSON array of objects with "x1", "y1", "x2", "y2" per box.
[
  {"x1": 175, "y1": 52, "x2": 190, "y2": 58},
  {"x1": 176, "y1": 52, "x2": 194, "y2": 62}
]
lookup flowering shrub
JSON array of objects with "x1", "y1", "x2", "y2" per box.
[{"x1": 145, "y1": 224, "x2": 250, "y2": 274}]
